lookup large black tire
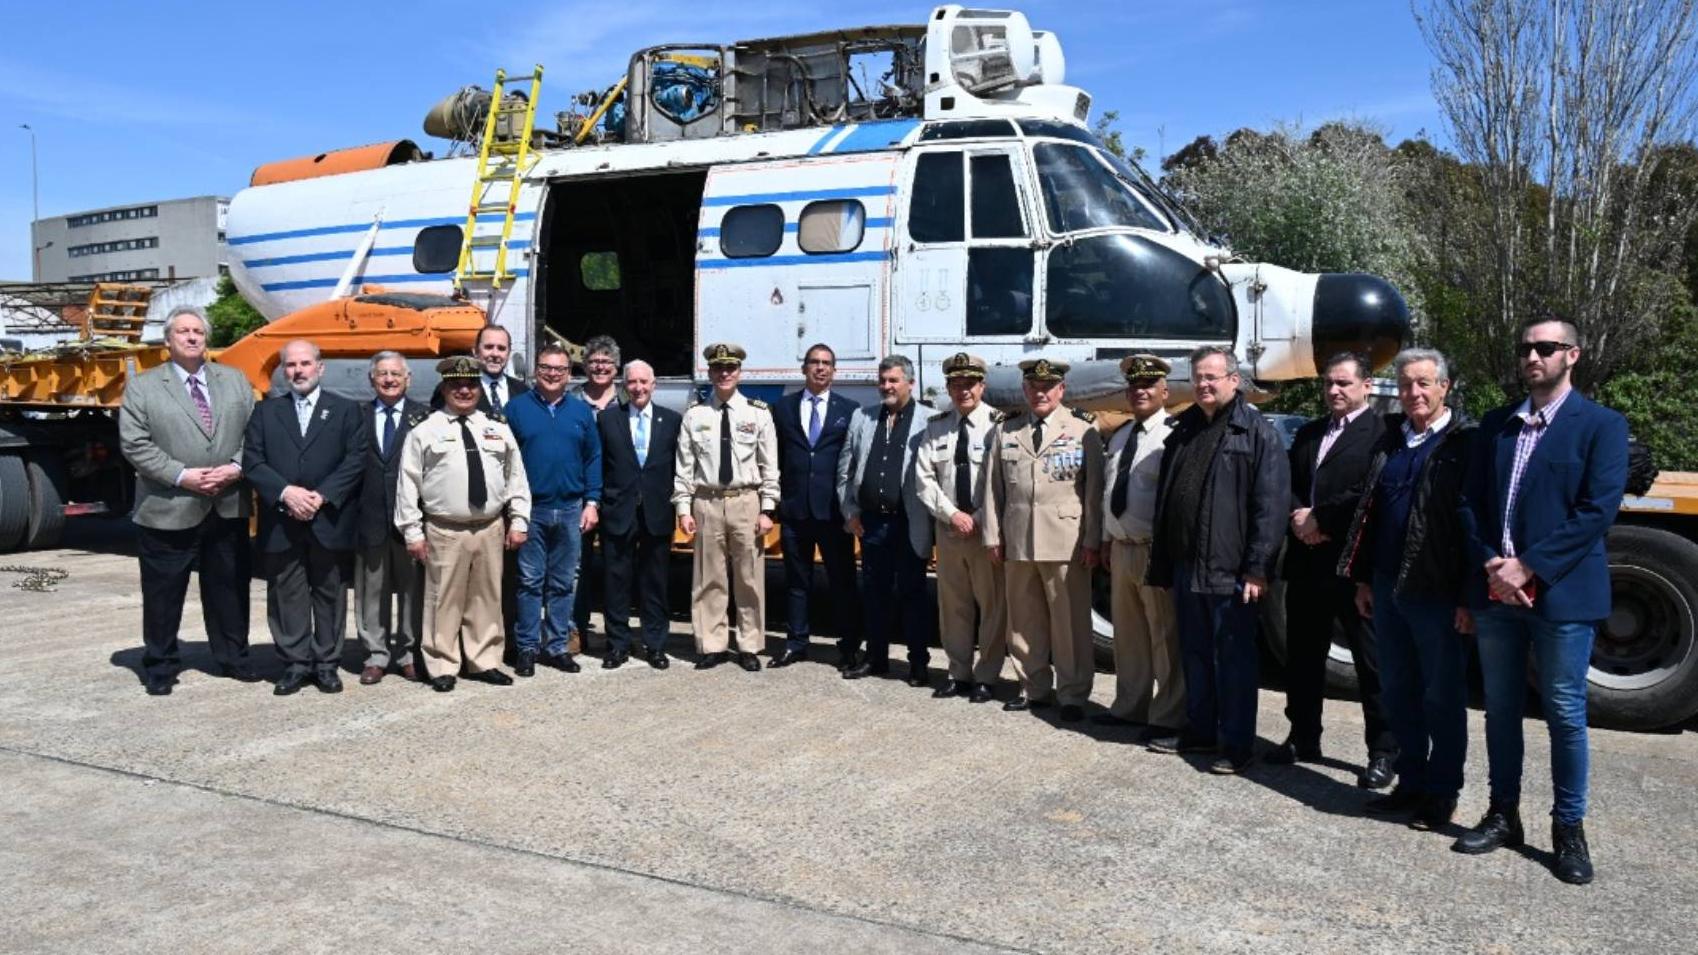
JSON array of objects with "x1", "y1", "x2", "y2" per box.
[
  {"x1": 1091, "y1": 566, "x2": 1115, "y2": 669},
  {"x1": 0, "y1": 453, "x2": 28, "y2": 552},
  {"x1": 1590, "y1": 524, "x2": 1698, "y2": 731},
  {"x1": 22, "y1": 451, "x2": 67, "y2": 550},
  {"x1": 1260, "y1": 577, "x2": 1361, "y2": 696}
]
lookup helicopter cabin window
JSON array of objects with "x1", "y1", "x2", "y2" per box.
[
  {"x1": 970, "y1": 154, "x2": 1025, "y2": 239},
  {"x1": 909, "y1": 152, "x2": 965, "y2": 243},
  {"x1": 412, "y1": 224, "x2": 462, "y2": 274},
  {"x1": 720, "y1": 204, "x2": 785, "y2": 258},
  {"x1": 1033, "y1": 143, "x2": 1166, "y2": 234},
  {"x1": 1046, "y1": 234, "x2": 1234, "y2": 339},
  {"x1": 797, "y1": 200, "x2": 866, "y2": 254},
  {"x1": 580, "y1": 251, "x2": 621, "y2": 290}
]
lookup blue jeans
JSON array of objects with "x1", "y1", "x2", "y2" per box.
[
  {"x1": 1372, "y1": 574, "x2": 1467, "y2": 798},
  {"x1": 1173, "y1": 577, "x2": 1259, "y2": 757},
  {"x1": 1474, "y1": 604, "x2": 1595, "y2": 824},
  {"x1": 516, "y1": 503, "x2": 583, "y2": 657}
]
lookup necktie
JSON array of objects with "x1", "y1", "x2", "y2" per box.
[
  {"x1": 296, "y1": 397, "x2": 311, "y2": 436},
  {"x1": 1031, "y1": 417, "x2": 1044, "y2": 452},
  {"x1": 456, "y1": 416, "x2": 488, "y2": 509},
  {"x1": 635, "y1": 410, "x2": 649, "y2": 467},
  {"x1": 382, "y1": 407, "x2": 397, "y2": 457},
  {"x1": 1109, "y1": 425, "x2": 1140, "y2": 518},
  {"x1": 953, "y1": 417, "x2": 973, "y2": 510},
  {"x1": 807, "y1": 395, "x2": 822, "y2": 447},
  {"x1": 718, "y1": 404, "x2": 734, "y2": 486},
  {"x1": 187, "y1": 376, "x2": 213, "y2": 432},
  {"x1": 488, "y1": 378, "x2": 503, "y2": 409}
]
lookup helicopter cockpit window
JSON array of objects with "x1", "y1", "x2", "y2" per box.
[
  {"x1": 1033, "y1": 143, "x2": 1167, "y2": 234},
  {"x1": 970, "y1": 154, "x2": 1026, "y2": 239},
  {"x1": 1046, "y1": 234, "x2": 1234, "y2": 339},
  {"x1": 909, "y1": 152, "x2": 965, "y2": 243}
]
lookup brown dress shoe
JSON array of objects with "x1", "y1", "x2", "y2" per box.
[
  {"x1": 399, "y1": 663, "x2": 419, "y2": 681},
  {"x1": 360, "y1": 665, "x2": 385, "y2": 685}
]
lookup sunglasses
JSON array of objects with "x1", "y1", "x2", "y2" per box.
[{"x1": 1518, "y1": 340, "x2": 1575, "y2": 358}]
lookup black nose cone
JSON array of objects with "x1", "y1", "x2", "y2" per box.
[{"x1": 1313, "y1": 273, "x2": 1410, "y2": 371}]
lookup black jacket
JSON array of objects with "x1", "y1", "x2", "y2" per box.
[
  {"x1": 430, "y1": 372, "x2": 527, "y2": 414},
  {"x1": 1148, "y1": 397, "x2": 1291, "y2": 594},
  {"x1": 597, "y1": 400, "x2": 682, "y2": 539},
  {"x1": 772, "y1": 389, "x2": 858, "y2": 523},
  {"x1": 356, "y1": 397, "x2": 431, "y2": 549},
  {"x1": 243, "y1": 390, "x2": 369, "y2": 554},
  {"x1": 1282, "y1": 409, "x2": 1386, "y2": 582},
  {"x1": 1337, "y1": 412, "x2": 1475, "y2": 603}
]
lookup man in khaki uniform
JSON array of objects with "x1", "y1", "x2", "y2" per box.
[
  {"x1": 913, "y1": 352, "x2": 1007, "y2": 703},
  {"x1": 983, "y1": 357, "x2": 1104, "y2": 721},
  {"x1": 1093, "y1": 355, "x2": 1184, "y2": 741},
  {"x1": 395, "y1": 355, "x2": 532, "y2": 692},
  {"x1": 674, "y1": 343, "x2": 780, "y2": 672}
]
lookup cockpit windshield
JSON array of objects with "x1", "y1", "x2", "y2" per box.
[{"x1": 1032, "y1": 142, "x2": 1169, "y2": 235}]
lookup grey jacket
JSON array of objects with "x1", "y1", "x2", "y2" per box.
[
  {"x1": 836, "y1": 399, "x2": 937, "y2": 558},
  {"x1": 119, "y1": 361, "x2": 255, "y2": 530}
]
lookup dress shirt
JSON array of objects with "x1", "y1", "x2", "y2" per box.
[
  {"x1": 1402, "y1": 408, "x2": 1453, "y2": 448},
  {"x1": 373, "y1": 398, "x2": 404, "y2": 455},
  {"x1": 628, "y1": 402, "x2": 653, "y2": 465},
  {"x1": 803, "y1": 388, "x2": 831, "y2": 446},
  {"x1": 1501, "y1": 387, "x2": 1574, "y2": 557},
  {"x1": 293, "y1": 387, "x2": 321, "y2": 436},
  {"x1": 1100, "y1": 413, "x2": 1171, "y2": 543},
  {"x1": 394, "y1": 409, "x2": 531, "y2": 541},
  {"x1": 1315, "y1": 405, "x2": 1369, "y2": 467}
]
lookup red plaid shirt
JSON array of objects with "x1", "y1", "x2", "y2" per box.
[{"x1": 1501, "y1": 388, "x2": 1573, "y2": 557}]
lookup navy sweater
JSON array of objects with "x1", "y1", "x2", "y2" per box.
[{"x1": 504, "y1": 391, "x2": 603, "y2": 508}]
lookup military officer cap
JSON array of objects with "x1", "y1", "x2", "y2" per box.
[
  {"x1": 437, "y1": 355, "x2": 482, "y2": 380},
  {"x1": 941, "y1": 352, "x2": 988, "y2": 380},
  {"x1": 703, "y1": 342, "x2": 747, "y2": 367},
  {"x1": 1018, "y1": 356, "x2": 1070, "y2": 382},
  {"x1": 1119, "y1": 353, "x2": 1171, "y2": 383}
]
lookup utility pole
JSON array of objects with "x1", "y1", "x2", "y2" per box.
[{"x1": 20, "y1": 123, "x2": 40, "y2": 279}]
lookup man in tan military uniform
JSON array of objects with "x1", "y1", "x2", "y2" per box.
[
  {"x1": 1093, "y1": 355, "x2": 1184, "y2": 740},
  {"x1": 395, "y1": 355, "x2": 532, "y2": 692},
  {"x1": 913, "y1": 352, "x2": 1007, "y2": 703},
  {"x1": 982, "y1": 357, "x2": 1104, "y2": 720},
  {"x1": 673, "y1": 343, "x2": 780, "y2": 671}
]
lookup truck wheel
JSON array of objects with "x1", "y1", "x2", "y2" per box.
[
  {"x1": 1091, "y1": 567, "x2": 1114, "y2": 670},
  {"x1": 1589, "y1": 524, "x2": 1698, "y2": 730},
  {"x1": 22, "y1": 451, "x2": 68, "y2": 550},
  {"x1": 0, "y1": 454, "x2": 28, "y2": 552},
  {"x1": 1261, "y1": 579, "x2": 1361, "y2": 696}
]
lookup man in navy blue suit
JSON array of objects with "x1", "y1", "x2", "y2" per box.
[
  {"x1": 769, "y1": 343, "x2": 862, "y2": 668},
  {"x1": 1457, "y1": 316, "x2": 1628, "y2": 886}
]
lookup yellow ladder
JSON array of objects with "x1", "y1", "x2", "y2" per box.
[{"x1": 455, "y1": 65, "x2": 543, "y2": 291}]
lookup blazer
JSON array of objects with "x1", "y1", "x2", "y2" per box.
[
  {"x1": 836, "y1": 399, "x2": 938, "y2": 558},
  {"x1": 243, "y1": 390, "x2": 370, "y2": 554},
  {"x1": 597, "y1": 400, "x2": 683, "y2": 538},
  {"x1": 1282, "y1": 409, "x2": 1386, "y2": 581},
  {"x1": 356, "y1": 397, "x2": 432, "y2": 549},
  {"x1": 429, "y1": 372, "x2": 527, "y2": 414},
  {"x1": 1460, "y1": 391, "x2": 1628, "y2": 621},
  {"x1": 773, "y1": 389, "x2": 858, "y2": 523},
  {"x1": 118, "y1": 361, "x2": 255, "y2": 531}
]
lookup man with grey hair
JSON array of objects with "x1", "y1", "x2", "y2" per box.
[
  {"x1": 353, "y1": 351, "x2": 431, "y2": 683},
  {"x1": 119, "y1": 305, "x2": 256, "y2": 695},
  {"x1": 243, "y1": 339, "x2": 369, "y2": 695},
  {"x1": 837, "y1": 354, "x2": 938, "y2": 683},
  {"x1": 1147, "y1": 345, "x2": 1289, "y2": 773}
]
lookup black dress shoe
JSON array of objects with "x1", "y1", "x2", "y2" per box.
[
  {"x1": 1365, "y1": 787, "x2": 1424, "y2": 816},
  {"x1": 1409, "y1": 795, "x2": 1457, "y2": 831},
  {"x1": 431, "y1": 675, "x2": 456, "y2": 692},
  {"x1": 934, "y1": 680, "x2": 971, "y2": 699},
  {"x1": 905, "y1": 666, "x2": 931, "y2": 688},
  {"x1": 647, "y1": 649, "x2": 670, "y2": 670},
  {"x1": 1453, "y1": 803, "x2": 1524, "y2": 855},
  {"x1": 545, "y1": 653, "x2": 582, "y2": 673},
  {"x1": 769, "y1": 648, "x2": 808, "y2": 668},
  {"x1": 145, "y1": 677, "x2": 174, "y2": 696},
  {"x1": 274, "y1": 671, "x2": 310, "y2": 696},
  {"x1": 1357, "y1": 753, "x2": 1396, "y2": 790},
  {"x1": 217, "y1": 663, "x2": 262, "y2": 683},
  {"x1": 315, "y1": 671, "x2": 344, "y2": 694},
  {"x1": 603, "y1": 651, "x2": 629, "y2": 670},
  {"x1": 1209, "y1": 750, "x2": 1254, "y2": 775},
  {"x1": 515, "y1": 650, "x2": 537, "y2": 678},
  {"x1": 1552, "y1": 820, "x2": 1594, "y2": 885},
  {"x1": 842, "y1": 661, "x2": 888, "y2": 680},
  {"x1": 1149, "y1": 732, "x2": 1214, "y2": 754},
  {"x1": 695, "y1": 651, "x2": 731, "y2": 670},
  {"x1": 1004, "y1": 695, "x2": 1053, "y2": 711},
  {"x1": 968, "y1": 683, "x2": 994, "y2": 703},
  {"x1": 1059, "y1": 704, "x2": 1084, "y2": 722},
  {"x1": 836, "y1": 649, "x2": 863, "y2": 672},
  {"x1": 1264, "y1": 737, "x2": 1322, "y2": 765},
  {"x1": 737, "y1": 652, "x2": 762, "y2": 672},
  {"x1": 470, "y1": 668, "x2": 514, "y2": 686}
]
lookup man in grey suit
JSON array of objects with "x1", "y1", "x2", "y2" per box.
[
  {"x1": 354, "y1": 351, "x2": 431, "y2": 684},
  {"x1": 118, "y1": 305, "x2": 256, "y2": 696},
  {"x1": 836, "y1": 354, "x2": 937, "y2": 685}
]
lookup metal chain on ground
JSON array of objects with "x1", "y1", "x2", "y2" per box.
[{"x1": 0, "y1": 565, "x2": 70, "y2": 592}]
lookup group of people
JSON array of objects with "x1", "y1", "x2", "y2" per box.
[{"x1": 117, "y1": 306, "x2": 1626, "y2": 887}]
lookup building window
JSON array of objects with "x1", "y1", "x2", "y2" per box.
[
  {"x1": 411, "y1": 224, "x2": 462, "y2": 274},
  {"x1": 580, "y1": 251, "x2": 621, "y2": 290},
  {"x1": 797, "y1": 200, "x2": 867, "y2": 254},
  {"x1": 67, "y1": 204, "x2": 161, "y2": 228},
  {"x1": 719, "y1": 204, "x2": 784, "y2": 258}
]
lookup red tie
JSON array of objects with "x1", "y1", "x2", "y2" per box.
[{"x1": 188, "y1": 377, "x2": 213, "y2": 432}]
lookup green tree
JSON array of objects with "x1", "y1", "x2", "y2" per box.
[{"x1": 206, "y1": 274, "x2": 266, "y2": 347}]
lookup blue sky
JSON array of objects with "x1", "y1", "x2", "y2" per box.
[{"x1": 0, "y1": 0, "x2": 1444, "y2": 280}]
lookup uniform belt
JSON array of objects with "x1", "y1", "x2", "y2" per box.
[
  {"x1": 695, "y1": 485, "x2": 755, "y2": 499},
  {"x1": 425, "y1": 514, "x2": 501, "y2": 530},
  {"x1": 1110, "y1": 536, "x2": 1152, "y2": 546}
]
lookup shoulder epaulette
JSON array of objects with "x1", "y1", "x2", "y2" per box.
[
  {"x1": 487, "y1": 410, "x2": 506, "y2": 424},
  {"x1": 749, "y1": 398, "x2": 768, "y2": 410},
  {"x1": 1071, "y1": 408, "x2": 1096, "y2": 423},
  {"x1": 406, "y1": 411, "x2": 429, "y2": 427}
]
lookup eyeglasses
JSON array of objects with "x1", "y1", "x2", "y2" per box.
[
  {"x1": 586, "y1": 359, "x2": 616, "y2": 368},
  {"x1": 535, "y1": 364, "x2": 569, "y2": 375},
  {"x1": 1517, "y1": 340, "x2": 1575, "y2": 358}
]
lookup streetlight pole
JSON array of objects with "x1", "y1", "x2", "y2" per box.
[{"x1": 20, "y1": 124, "x2": 39, "y2": 279}]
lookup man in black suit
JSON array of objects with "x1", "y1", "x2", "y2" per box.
[
  {"x1": 243, "y1": 339, "x2": 369, "y2": 696},
  {"x1": 597, "y1": 359, "x2": 682, "y2": 669},
  {"x1": 1268, "y1": 352, "x2": 1397, "y2": 787},
  {"x1": 430, "y1": 324, "x2": 527, "y2": 413},
  {"x1": 769, "y1": 343, "x2": 861, "y2": 668},
  {"x1": 353, "y1": 351, "x2": 431, "y2": 684}
]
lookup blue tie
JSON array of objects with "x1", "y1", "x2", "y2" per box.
[
  {"x1": 382, "y1": 407, "x2": 397, "y2": 457},
  {"x1": 807, "y1": 395, "x2": 822, "y2": 447},
  {"x1": 634, "y1": 410, "x2": 649, "y2": 466}
]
